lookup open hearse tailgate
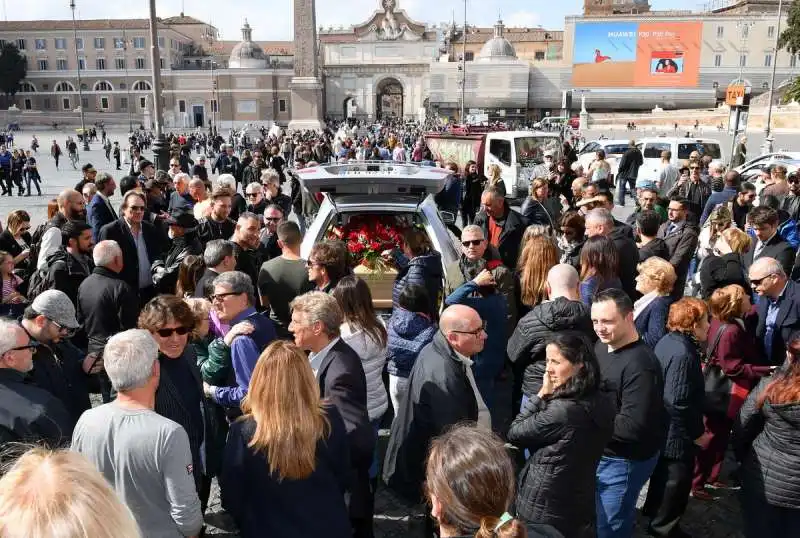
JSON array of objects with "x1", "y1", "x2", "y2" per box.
[{"x1": 295, "y1": 162, "x2": 451, "y2": 196}]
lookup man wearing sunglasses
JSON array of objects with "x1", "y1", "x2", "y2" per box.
[
  {"x1": 0, "y1": 318, "x2": 73, "y2": 446},
  {"x1": 19, "y1": 290, "x2": 93, "y2": 428},
  {"x1": 751, "y1": 257, "x2": 800, "y2": 366},
  {"x1": 667, "y1": 162, "x2": 710, "y2": 225},
  {"x1": 782, "y1": 172, "x2": 800, "y2": 222}
]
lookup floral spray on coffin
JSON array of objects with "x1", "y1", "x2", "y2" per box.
[{"x1": 328, "y1": 215, "x2": 405, "y2": 309}]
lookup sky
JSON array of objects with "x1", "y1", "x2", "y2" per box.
[{"x1": 8, "y1": 0, "x2": 707, "y2": 41}]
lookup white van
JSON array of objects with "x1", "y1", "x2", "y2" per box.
[{"x1": 636, "y1": 137, "x2": 725, "y2": 184}]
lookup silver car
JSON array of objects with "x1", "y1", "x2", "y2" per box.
[{"x1": 295, "y1": 162, "x2": 460, "y2": 312}]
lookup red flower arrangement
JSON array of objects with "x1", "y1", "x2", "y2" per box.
[{"x1": 328, "y1": 214, "x2": 407, "y2": 270}]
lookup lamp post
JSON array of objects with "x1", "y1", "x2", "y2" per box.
[
  {"x1": 201, "y1": 27, "x2": 218, "y2": 135},
  {"x1": 69, "y1": 0, "x2": 89, "y2": 152},
  {"x1": 763, "y1": 0, "x2": 784, "y2": 154},
  {"x1": 122, "y1": 28, "x2": 133, "y2": 133},
  {"x1": 148, "y1": 0, "x2": 168, "y2": 171},
  {"x1": 459, "y1": 0, "x2": 467, "y2": 123}
]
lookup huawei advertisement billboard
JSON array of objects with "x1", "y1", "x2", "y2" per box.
[{"x1": 572, "y1": 21, "x2": 703, "y2": 88}]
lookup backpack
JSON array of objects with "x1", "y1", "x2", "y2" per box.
[{"x1": 26, "y1": 220, "x2": 53, "y2": 277}]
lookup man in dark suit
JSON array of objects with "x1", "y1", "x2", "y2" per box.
[
  {"x1": 289, "y1": 291, "x2": 374, "y2": 538},
  {"x1": 195, "y1": 239, "x2": 236, "y2": 299},
  {"x1": 474, "y1": 185, "x2": 525, "y2": 270},
  {"x1": 98, "y1": 191, "x2": 163, "y2": 304},
  {"x1": 744, "y1": 206, "x2": 796, "y2": 278},
  {"x1": 657, "y1": 196, "x2": 700, "y2": 299},
  {"x1": 750, "y1": 257, "x2": 800, "y2": 365},
  {"x1": 87, "y1": 172, "x2": 118, "y2": 242}
]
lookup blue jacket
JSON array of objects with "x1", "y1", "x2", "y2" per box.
[
  {"x1": 699, "y1": 186, "x2": 738, "y2": 226},
  {"x1": 444, "y1": 280, "x2": 508, "y2": 380},
  {"x1": 386, "y1": 307, "x2": 436, "y2": 378},
  {"x1": 392, "y1": 251, "x2": 443, "y2": 319},
  {"x1": 634, "y1": 295, "x2": 673, "y2": 348},
  {"x1": 213, "y1": 308, "x2": 276, "y2": 407},
  {"x1": 580, "y1": 275, "x2": 622, "y2": 308},
  {"x1": 434, "y1": 174, "x2": 463, "y2": 213},
  {"x1": 0, "y1": 151, "x2": 11, "y2": 170},
  {"x1": 87, "y1": 194, "x2": 117, "y2": 242},
  {"x1": 746, "y1": 216, "x2": 800, "y2": 251}
]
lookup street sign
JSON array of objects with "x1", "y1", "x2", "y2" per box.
[{"x1": 725, "y1": 84, "x2": 751, "y2": 106}]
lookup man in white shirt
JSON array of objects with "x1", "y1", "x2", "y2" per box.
[{"x1": 37, "y1": 189, "x2": 87, "y2": 270}]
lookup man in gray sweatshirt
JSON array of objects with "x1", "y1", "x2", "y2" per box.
[{"x1": 71, "y1": 329, "x2": 203, "y2": 538}]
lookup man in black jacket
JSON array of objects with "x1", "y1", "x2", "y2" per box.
[
  {"x1": 231, "y1": 212, "x2": 263, "y2": 287},
  {"x1": 289, "y1": 291, "x2": 374, "y2": 538},
  {"x1": 591, "y1": 288, "x2": 665, "y2": 538},
  {"x1": 197, "y1": 188, "x2": 236, "y2": 245},
  {"x1": 508, "y1": 264, "x2": 594, "y2": 407},
  {"x1": 474, "y1": 186, "x2": 525, "y2": 270},
  {"x1": 751, "y1": 257, "x2": 800, "y2": 365},
  {"x1": 744, "y1": 206, "x2": 796, "y2": 278},
  {"x1": 384, "y1": 305, "x2": 485, "y2": 506},
  {"x1": 616, "y1": 140, "x2": 643, "y2": 206},
  {"x1": 0, "y1": 320, "x2": 73, "y2": 446},
  {"x1": 45, "y1": 221, "x2": 94, "y2": 307},
  {"x1": 196, "y1": 239, "x2": 236, "y2": 299},
  {"x1": 656, "y1": 197, "x2": 700, "y2": 299},
  {"x1": 19, "y1": 290, "x2": 93, "y2": 428},
  {"x1": 151, "y1": 211, "x2": 202, "y2": 294}
]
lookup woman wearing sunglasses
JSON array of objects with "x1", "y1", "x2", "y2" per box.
[{"x1": 138, "y1": 295, "x2": 221, "y2": 513}]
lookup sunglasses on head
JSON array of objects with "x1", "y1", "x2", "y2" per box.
[
  {"x1": 156, "y1": 327, "x2": 190, "y2": 338},
  {"x1": 461, "y1": 239, "x2": 483, "y2": 247}
]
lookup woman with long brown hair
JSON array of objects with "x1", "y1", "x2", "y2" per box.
[
  {"x1": 515, "y1": 234, "x2": 559, "y2": 317},
  {"x1": 579, "y1": 235, "x2": 621, "y2": 307},
  {"x1": 220, "y1": 340, "x2": 351, "y2": 538},
  {"x1": 520, "y1": 177, "x2": 561, "y2": 229},
  {"x1": 735, "y1": 331, "x2": 800, "y2": 537}
]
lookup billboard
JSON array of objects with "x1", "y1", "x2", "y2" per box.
[{"x1": 571, "y1": 21, "x2": 702, "y2": 88}]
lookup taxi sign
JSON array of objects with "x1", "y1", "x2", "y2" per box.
[
  {"x1": 296, "y1": 162, "x2": 450, "y2": 196},
  {"x1": 726, "y1": 84, "x2": 750, "y2": 107}
]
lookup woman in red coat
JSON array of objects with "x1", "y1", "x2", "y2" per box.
[{"x1": 693, "y1": 284, "x2": 773, "y2": 499}]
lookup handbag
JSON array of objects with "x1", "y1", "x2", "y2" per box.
[{"x1": 702, "y1": 323, "x2": 751, "y2": 418}]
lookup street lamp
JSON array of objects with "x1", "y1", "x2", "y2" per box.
[
  {"x1": 201, "y1": 27, "x2": 218, "y2": 135},
  {"x1": 763, "y1": 0, "x2": 784, "y2": 154},
  {"x1": 459, "y1": 0, "x2": 467, "y2": 123},
  {"x1": 122, "y1": 29, "x2": 133, "y2": 133},
  {"x1": 148, "y1": 0, "x2": 168, "y2": 171},
  {"x1": 69, "y1": 0, "x2": 89, "y2": 152}
]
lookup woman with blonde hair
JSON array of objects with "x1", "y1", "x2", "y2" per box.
[
  {"x1": 693, "y1": 205, "x2": 733, "y2": 295},
  {"x1": 634, "y1": 257, "x2": 677, "y2": 348},
  {"x1": 699, "y1": 226, "x2": 751, "y2": 299},
  {"x1": 692, "y1": 284, "x2": 770, "y2": 499},
  {"x1": 220, "y1": 340, "x2": 351, "y2": 538},
  {"x1": 0, "y1": 447, "x2": 141, "y2": 538},
  {"x1": 520, "y1": 177, "x2": 560, "y2": 229},
  {"x1": 515, "y1": 234, "x2": 559, "y2": 317},
  {"x1": 486, "y1": 163, "x2": 506, "y2": 196}
]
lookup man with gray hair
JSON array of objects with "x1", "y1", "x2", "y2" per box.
[
  {"x1": 72, "y1": 329, "x2": 204, "y2": 538},
  {"x1": 289, "y1": 291, "x2": 374, "y2": 536},
  {"x1": 195, "y1": 239, "x2": 236, "y2": 299},
  {"x1": 0, "y1": 318, "x2": 73, "y2": 446},
  {"x1": 585, "y1": 207, "x2": 639, "y2": 299},
  {"x1": 203, "y1": 271, "x2": 275, "y2": 409},
  {"x1": 751, "y1": 257, "x2": 800, "y2": 365},
  {"x1": 87, "y1": 171, "x2": 118, "y2": 242}
]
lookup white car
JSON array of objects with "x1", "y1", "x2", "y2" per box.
[
  {"x1": 636, "y1": 137, "x2": 724, "y2": 185},
  {"x1": 734, "y1": 152, "x2": 800, "y2": 174},
  {"x1": 576, "y1": 139, "x2": 631, "y2": 176}
]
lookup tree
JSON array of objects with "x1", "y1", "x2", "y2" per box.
[
  {"x1": 779, "y1": 1, "x2": 800, "y2": 102},
  {"x1": 0, "y1": 42, "x2": 26, "y2": 108}
]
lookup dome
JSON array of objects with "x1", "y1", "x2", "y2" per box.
[
  {"x1": 229, "y1": 20, "x2": 268, "y2": 69},
  {"x1": 478, "y1": 20, "x2": 517, "y2": 61}
]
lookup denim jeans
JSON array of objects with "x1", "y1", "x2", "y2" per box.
[{"x1": 595, "y1": 452, "x2": 660, "y2": 538}]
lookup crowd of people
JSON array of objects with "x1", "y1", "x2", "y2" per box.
[{"x1": 0, "y1": 122, "x2": 799, "y2": 538}]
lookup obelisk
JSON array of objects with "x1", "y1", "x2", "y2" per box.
[{"x1": 288, "y1": 0, "x2": 324, "y2": 131}]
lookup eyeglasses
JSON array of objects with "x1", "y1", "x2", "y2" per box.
[
  {"x1": 265, "y1": 217, "x2": 281, "y2": 222},
  {"x1": 48, "y1": 318, "x2": 76, "y2": 337},
  {"x1": 461, "y1": 239, "x2": 484, "y2": 247},
  {"x1": 750, "y1": 273, "x2": 776, "y2": 287},
  {"x1": 246, "y1": 193, "x2": 260, "y2": 198},
  {"x1": 690, "y1": 166, "x2": 700, "y2": 170},
  {"x1": 8, "y1": 343, "x2": 38, "y2": 352},
  {"x1": 156, "y1": 327, "x2": 190, "y2": 338},
  {"x1": 210, "y1": 291, "x2": 241, "y2": 302},
  {"x1": 450, "y1": 321, "x2": 487, "y2": 337}
]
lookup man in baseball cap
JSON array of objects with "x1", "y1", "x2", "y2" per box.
[{"x1": 19, "y1": 289, "x2": 93, "y2": 425}]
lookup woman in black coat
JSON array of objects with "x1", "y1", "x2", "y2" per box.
[
  {"x1": 507, "y1": 333, "x2": 615, "y2": 538},
  {"x1": 461, "y1": 160, "x2": 485, "y2": 225},
  {"x1": 643, "y1": 297, "x2": 708, "y2": 538},
  {"x1": 520, "y1": 177, "x2": 561, "y2": 229},
  {"x1": 699, "y1": 227, "x2": 750, "y2": 300},
  {"x1": 0, "y1": 210, "x2": 32, "y2": 276}
]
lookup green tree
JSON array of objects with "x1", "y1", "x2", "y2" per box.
[
  {"x1": 779, "y1": 1, "x2": 800, "y2": 102},
  {"x1": 0, "y1": 42, "x2": 26, "y2": 108}
]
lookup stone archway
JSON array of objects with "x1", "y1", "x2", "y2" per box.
[
  {"x1": 343, "y1": 96, "x2": 357, "y2": 118},
  {"x1": 376, "y1": 78, "x2": 403, "y2": 120}
]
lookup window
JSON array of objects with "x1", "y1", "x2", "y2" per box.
[
  {"x1": 55, "y1": 81, "x2": 74, "y2": 92},
  {"x1": 135, "y1": 57, "x2": 145, "y2": 69},
  {"x1": 43, "y1": 98, "x2": 51, "y2": 110},
  {"x1": 765, "y1": 53, "x2": 773, "y2": 67},
  {"x1": 158, "y1": 36, "x2": 165, "y2": 48},
  {"x1": 96, "y1": 58, "x2": 106, "y2": 70},
  {"x1": 211, "y1": 99, "x2": 218, "y2": 112},
  {"x1": 62, "y1": 97, "x2": 70, "y2": 110},
  {"x1": 56, "y1": 59, "x2": 68, "y2": 70},
  {"x1": 119, "y1": 82, "x2": 126, "y2": 89},
  {"x1": 75, "y1": 38, "x2": 84, "y2": 50},
  {"x1": 55, "y1": 38, "x2": 66, "y2": 50},
  {"x1": 35, "y1": 38, "x2": 46, "y2": 50},
  {"x1": 94, "y1": 37, "x2": 105, "y2": 49},
  {"x1": 37, "y1": 59, "x2": 47, "y2": 70},
  {"x1": 716, "y1": 26, "x2": 724, "y2": 38},
  {"x1": 534, "y1": 51, "x2": 545, "y2": 60},
  {"x1": 178, "y1": 100, "x2": 186, "y2": 112},
  {"x1": 78, "y1": 57, "x2": 85, "y2": 70},
  {"x1": 120, "y1": 97, "x2": 128, "y2": 110},
  {"x1": 488, "y1": 139, "x2": 511, "y2": 166},
  {"x1": 278, "y1": 99, "x2": 286, "y2": 112},
  {"x1": 464, "y1": 51, "x2": 474, "y2": 61},
  {"x1": 133, "y1": 37, "x2": 145, "y2": 49},
  {"x1": 768, "y1": 25, "x2": 776, "y2": 38},
  {"x1": 19, "y1": 81, "x2": 36, "y2": 92},
  {"x1": 642, "y1": 142, "x2": 671, "y2": 159},
  {"x1": 160, "y1": 58, "x2": 165, "y2": 68},
  {"x1": 741, "y1": 25, "x2": 749, "y2": 38},
  {"x1": 23, "y1": 98, "x2": 31, "y2": 110},
  {"x1": 792, "y1": 54, "x2": 799, "y2": 68},
  {"x1": 81, "y1": 97, "x2": 88, "y2": 108},
  {"x1": 114, "y1": 37, "x2": 124, "y2": 49},
  {"x1": 714, "y1": 54, "x2": 722, "y2": 67},
  {"x1": 115, "y1": 58, "x2": 125, "y2": 70},
  {"x1": 94, "y1": 81, "x2": 113, "y2": 91},
  {"x1": 132, "y1": 80, "x2": 151, "y2": 91},
  {"x1": 100, "y1": 96, "x2": 109, "y2": 110},
  {"x1": 139, "y1": 96, "x2": 147, "y2": 109},
  {"x1": 739, "y1": 54, "x2": 747, "y2": 67},
  {"x1": 16, "y1": 39, "x2": 25, "y2": 50}
]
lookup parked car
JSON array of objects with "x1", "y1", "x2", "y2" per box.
[
  {"x1": 635, "y1": 137, "x2": 724, "y2": 184},
  {"x1": 734, "y1": 152, "x2": 800, "y2": 174},
  {"x1": 576, "y1": 139, "x2": 631, "y2": 177}
]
